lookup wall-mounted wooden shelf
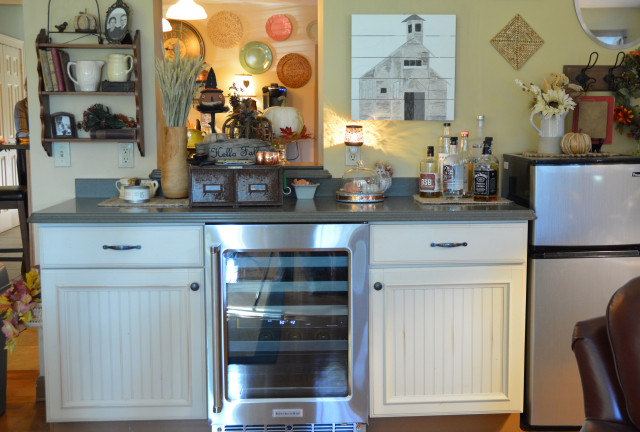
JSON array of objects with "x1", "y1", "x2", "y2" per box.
[{"x1": 36, "y1": 28, "x2": 145, "y2": 157}]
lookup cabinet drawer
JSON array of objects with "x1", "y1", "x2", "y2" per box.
[
  {"x1": 39, "y1": 225, "x2": 203, "y2": 268},
  {"x1": 370, "y1": 222, "x2": 527, "y2": 265}
]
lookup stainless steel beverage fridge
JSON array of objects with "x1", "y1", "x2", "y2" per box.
[
  {"x1": 205, "y1": 224, "x2": 369, "y2": 431},
  {"x1": 503, "y1": 154, "x2": 640, "y2": 429}
]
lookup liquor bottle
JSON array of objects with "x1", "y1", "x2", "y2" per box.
[
  {"x1": 437, "y1": 122, "x2": 451, "y2": 192},
  {"x1": 470, "y1": 115, "x2": 485, "y2": 149},
  {"x1": 460, "y1": 131, "x2": 472, "y2": 198},
  {"x1": 464, "y1": 131, "x2": 484, "y2": 198},
  {"x1": 419, "y1": 146, "x2": 441, "y2": 198},
  {"x1": 442, "y1": 136, "x2": 463, "y2": 199},
  {"x1": 473, "y1": 137, "x2": 499, "y2": 202}
]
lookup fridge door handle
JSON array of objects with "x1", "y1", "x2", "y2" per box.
[{"x1": 210, "y1": 245, "x2": 223, "y2": 414}]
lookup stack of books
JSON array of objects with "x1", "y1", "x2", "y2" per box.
[{"x1": 38, "y1": 48, "x2": 74, "y2": 92}]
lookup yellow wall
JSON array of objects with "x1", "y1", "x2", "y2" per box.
[
  {"x1": 321, "y1": 0, "x2": 638, "y2": 178},
  {"x1": 21, "y1": 0, "x2": 640, "y2": 208}
]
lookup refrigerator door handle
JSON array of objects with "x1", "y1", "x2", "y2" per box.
[
  {"x1": 210, "y1": 245, "x2": 223, "y2": 414},
  {"x1": 539, "y1": 250, "x2": 640, "y2": 259}
]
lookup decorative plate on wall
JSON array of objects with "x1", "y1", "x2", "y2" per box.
[
  {"x1": 239, "y1": 41, "x2": 273, "y2": 74},
  {"x1": 306, "y1": 20, "x2": 318, "y2": 43},
  {"x1": 266, "y1": 14, "x2": 292, "y2": 41},
  {"x1": 163, "y1": 20, "x2": 205, "y2": 59},
  {"x1": 277, "y1": 53, "x2": 312, "y2": 88},
  {"x1": 207, "y1": 10, "x2": 243, "y2": 48}
]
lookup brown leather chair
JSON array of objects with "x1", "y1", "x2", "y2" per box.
[{"x1": 572, "y1": 276, "x2": 640, "y2": 432}]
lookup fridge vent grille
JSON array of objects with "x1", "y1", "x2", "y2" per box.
[{"x1": 219, "y1": 425, "x2": 362, "y2": 432}]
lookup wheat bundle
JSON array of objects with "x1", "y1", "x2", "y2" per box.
[{"x1": 154, "y1": 38, "x2": 205, "y2": 127}]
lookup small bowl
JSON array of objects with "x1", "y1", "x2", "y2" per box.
[
  {"x1": 256, "y1": 151, "x2": 280, "y2": 165},
  {"x1": 293, "y1": 184, "x2": 319, "y2": 199}
]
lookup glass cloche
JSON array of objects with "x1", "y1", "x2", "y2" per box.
[{"x1": 335, "y1": 160, "x2": 386, "y2": 203}]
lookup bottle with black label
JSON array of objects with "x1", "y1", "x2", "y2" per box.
[
  {"x1": 419, "y1": 145, "x2": 441, "y2": 197},
  {"x1": 473, "y1": 137, "x2": 499, "y2": 202},
  {"x1": 442, "y1": 136, "x2": 463, "y2": 199}
]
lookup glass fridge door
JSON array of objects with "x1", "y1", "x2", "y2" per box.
[{"x1": 223, "y1": 250, "x2": 350, "y2": 400}]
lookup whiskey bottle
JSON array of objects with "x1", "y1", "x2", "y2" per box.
[
  {"x1": 442, "y1": 136, "x2": 463, "y2": 199},
  {"x1": 473, "y1": 137, "x2": 499, "y2": 202},
  {"x1": 419, "y1": 146, "x2": 441, "y2": 198}
]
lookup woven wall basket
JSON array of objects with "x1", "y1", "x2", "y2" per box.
[
  {"x1": 207, "y1": 11, "x2": 243, "y2": 48},
  {"x1": 277, "y1": 53, "x2": 312, "y2": 88}
]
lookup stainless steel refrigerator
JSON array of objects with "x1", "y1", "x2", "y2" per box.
[{"x1": 503, "y1": 154, "x2": 640, "y2": 429}]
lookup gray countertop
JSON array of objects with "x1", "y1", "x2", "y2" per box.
[{"x1": 30, "y1": 196, "x2": 535, "y2": 224}]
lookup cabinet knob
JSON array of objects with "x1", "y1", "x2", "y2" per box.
[
  {"x1": 190, "y1": 282, "x2": 200, "y2": 291},
  {"x1": 373, "y1": 282, "x2": 383, "y2": 291}
]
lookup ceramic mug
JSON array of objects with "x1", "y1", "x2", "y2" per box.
[
  {"x1": 115, "y1": 178, "x2": 136, "y2": 198},
  {"x1": 139, "y1": 179, "x2": 159, "y2": 197},
  {"x1": 106, "y1": 54, "x2": 134, "y2": 82},
  {"x1": 67, "y1": 60, "x2": 104, "y2": 91}
]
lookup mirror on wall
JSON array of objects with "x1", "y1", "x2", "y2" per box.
[{"x1": 575, "y1": 0, "x2": 640, "y2": 49}]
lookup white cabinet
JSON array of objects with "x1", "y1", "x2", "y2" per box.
[
  {"x1": 369, "y1": 222, "x2": 527, "y2": 417},
  {"x1": 39, "y1": 225, "x2": 206, "y2": 422}
]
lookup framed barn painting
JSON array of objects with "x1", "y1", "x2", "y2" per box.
[{"x1": 351, "y1": 14, "x2": 456, "y2": 121}]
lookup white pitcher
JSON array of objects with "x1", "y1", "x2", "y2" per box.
[
  {"x1": 106, "y1": 54, "x2": 134, "y2": 82},
  {"x1": 530, "y1": 111, "x2": 568, "y2": 154},
  {"x1": 67, "y1": 60, "x2": 104, "y2": 92}
]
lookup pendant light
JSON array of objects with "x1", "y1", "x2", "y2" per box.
[{"x1": 166, "y1": 0, "x2": 207, "y2": 20}]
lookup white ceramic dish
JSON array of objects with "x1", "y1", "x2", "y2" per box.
[{"x1": 293, "y1": 184, "x2": 319, "y2": 199}]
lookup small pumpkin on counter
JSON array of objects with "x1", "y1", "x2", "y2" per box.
[{"x1": 561, "y1": 132, "x2": 592, "y2": 154}]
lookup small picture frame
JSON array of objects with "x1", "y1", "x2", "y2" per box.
[
  {"x1": 105, "y1": 0, "x2": 130, "y2": 44},
  {"x1": 49, "y1": 112, "x2": 76, "y2": 138}
]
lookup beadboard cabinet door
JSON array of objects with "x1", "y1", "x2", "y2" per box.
[
  {"x1": 41, "y1": 268, "x2": 206, "y2": 422},
  {"x1": 369, "y1": 265, "x2": 526, "y2": 417},
  {"x1": 369, "y1": 222, "x2": 528, "y2": 417}
]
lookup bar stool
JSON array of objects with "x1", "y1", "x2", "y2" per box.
[{"x1": 0, "y1": 144, "x2": 29, "y2": 275}]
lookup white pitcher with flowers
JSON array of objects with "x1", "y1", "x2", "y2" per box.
[{"x1": 516, "y1": 73, "x2": 583, "y2": 154}]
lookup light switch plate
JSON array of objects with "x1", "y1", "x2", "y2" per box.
[{"x1": 53, "y1": 142, "x2": 71, "y2": 167}]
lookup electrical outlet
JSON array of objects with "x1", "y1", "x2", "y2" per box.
[
  {"x1": 345, "y1": 146, "x2": 361, "y2": 166},
  {"x1": 118, "y1": 142, "x2": 134, "y2": 168},
  {"x1": 53, "y1": 142, "x2": 71, "y2": 167}
]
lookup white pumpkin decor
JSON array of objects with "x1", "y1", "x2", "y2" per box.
[{"x1": 263, "y1": 100, "x2": 304, "y2": 138}]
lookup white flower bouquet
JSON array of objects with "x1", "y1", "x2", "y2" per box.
[{"x1": 516, "y1": 73, "x2": 583, "y2": 118}]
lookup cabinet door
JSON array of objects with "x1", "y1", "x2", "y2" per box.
[
  {"x1": 369, "y1": 265, "x2": 526, "y2": 417},
  {"x1": 42, "y1": 268, "x2": 206, "y2": 422}
]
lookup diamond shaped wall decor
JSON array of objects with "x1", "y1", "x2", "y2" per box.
[{"x1": 490, "y1": 14, "x2": 544, "y2": 70}]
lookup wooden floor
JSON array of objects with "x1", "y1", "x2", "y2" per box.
[
  {"x1": 0, "y1": 226, "x2": 46, "y2": 431},
  {"x1": 0, "y1": 371, "x2": 46, "y2": 432}
]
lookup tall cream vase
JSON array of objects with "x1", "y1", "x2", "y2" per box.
[{"x1": 162, "y1": 126, "x2": 188, "y2": 198}]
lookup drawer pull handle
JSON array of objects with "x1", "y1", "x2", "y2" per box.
[
  {"x1": 373, "y1": 282, "x2": 383, "y2": 291},
  {"x1": 190, "y1": 282, "x2": 200, "y2": 291},
  {"x1": 102, "y1": 245, "x2": 142, "y2": 251},
  {"x1": 430, "y1": 242, "x2": 468, "y2": 248}
]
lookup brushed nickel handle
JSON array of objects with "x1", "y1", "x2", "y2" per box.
[
  {"x1": 102, "y1": 244, "x2": 142, "y2": 250},
  {"x1": 430, "y1": 242, "x2": 468, "y2": 248},
  {"x1": 210, "y1": 246, "x2": 223, "y2": 414}
]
